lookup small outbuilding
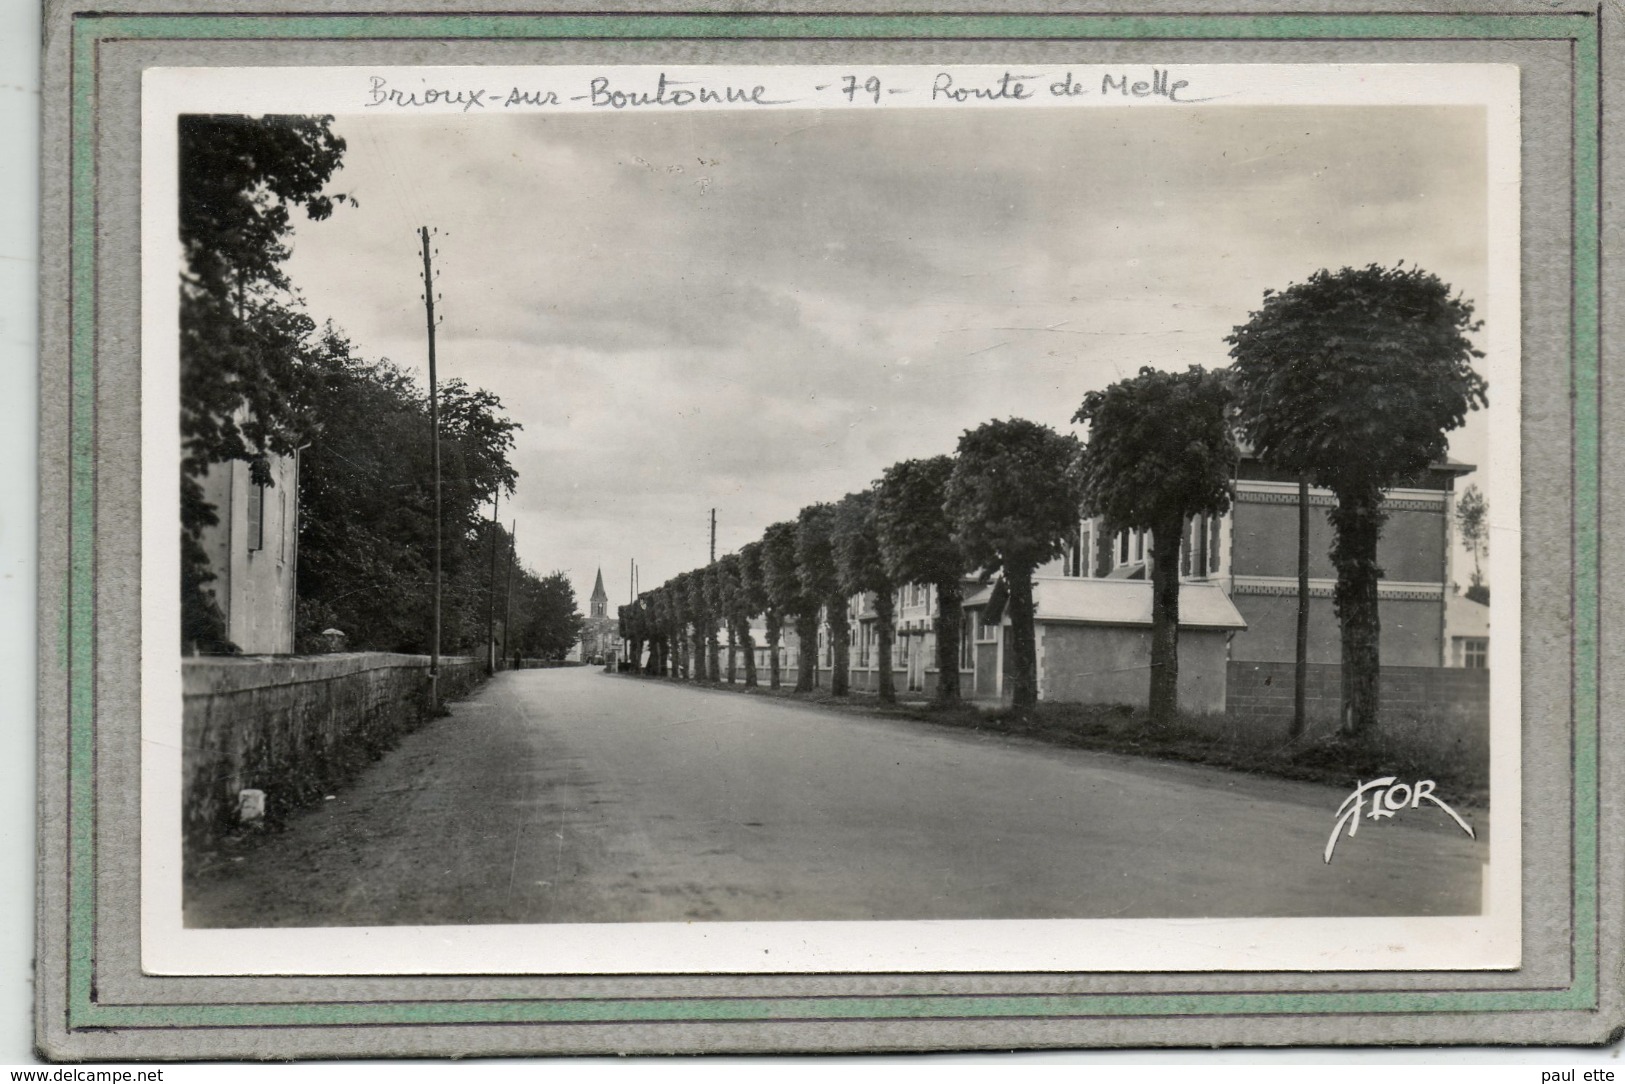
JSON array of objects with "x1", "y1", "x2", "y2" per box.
[{"x1": 1028, "y1": 577, "x2": 1248, "y2": 714}]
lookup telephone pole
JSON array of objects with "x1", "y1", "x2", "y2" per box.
[
  {"x1": 502, "y1": 521, "x2": 518, "y2": 669},
  {"x1": 486, "y1": 489, "x2": 500, "y2": 674},
  {"x1": 419, "y1": 226, "x2": 442, "y2": 705},
  {"x1": 709, "y1": 508, "x2": 716, "y2": 564}
]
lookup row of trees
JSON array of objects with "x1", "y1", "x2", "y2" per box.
[
  {"x1": 621, "y1": 265, "x2": 1485, "y2": 735},
  {"x1": 618, "y1": 416, "x2": 1086, "y2": 712},
  {"x1": 180, "y1": 113, "x2": 583, "y2": 660}
]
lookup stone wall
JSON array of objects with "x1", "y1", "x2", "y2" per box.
[
  {"x1": 1227, "y1": 660, "x2": 1490, "y2": 772},
  {"x1": 182, "y1": 653, "x2": 481, "y2": 854}
]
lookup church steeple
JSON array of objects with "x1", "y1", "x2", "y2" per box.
[{"x1": 590, "y1": 568, "x2": 608, "y2": 617}]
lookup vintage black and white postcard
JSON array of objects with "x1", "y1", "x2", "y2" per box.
[
  {"x1": 36, "y1": 2, "x2": 1619, "y2": 1060},
  {"x1": 141, "y1": 61, "x2": 1522, "y2": 977}
]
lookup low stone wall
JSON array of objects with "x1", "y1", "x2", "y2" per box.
[
  {"x1": 1227, "y1": 661, "x2": 1490, "y2": 772},
  {"x1": 182, "y1": 653, "x2": 481, "y2": 854}
]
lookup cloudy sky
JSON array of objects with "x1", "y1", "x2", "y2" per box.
[{"x1": 280, "y1": 103, "x2": 1493, "y2": 605}]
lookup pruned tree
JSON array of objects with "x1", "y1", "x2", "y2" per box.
[
  {"x1": 1227, "y1": 264, "x2": 1487, "y2": 736},
  {"x1": 679, "y1": 571, "x2": 713, "y2": 683},
  {"x1": 716, "y1": 553, "x2": 757, "y2": 686},
  {"x1": 834, "y1": 490, "x2": 897, "y2": 703},
  {"x1": 649, "y1": 586, "x2": 676, "y2": 676},
  {"x1": 762, "y1": 520, "x2": 817, "y2": 692},
  {"x1": 1075, "y1": 366, "x2": 1237, "y2": 726},
  {"x1": 876, "y1": 456, "x2": 968, "y2": 704},
  {"x1": 701, "y1": 562, "x2": 725, "y2": 682},
  {"x1": 798, "y1": 503, "x2": 849, "y2": 696},
  {"x1": 946, "y1": 419, "x2": 1084, "y2": 710},
  {"x1": 737, "y1": 540, "x2": 771, "y2": 688},
  {"x1": 1456, "y1": 483, "x2": 1490, "y2": 605}
]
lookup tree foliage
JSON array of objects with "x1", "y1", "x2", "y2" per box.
[
  {"x1": 947, "y1": 419, "x2": 1084, "y2": 709},
  {"x1": 512, "y1": 571, "x2": 583, "y2": 661},
  {"x1": 1456, "y1": 483, "x2": 1490, "y2": 601},
  {"x1": 292, "y1": 330, "x2": 521, "y2": 655},
  {"x1": 876, "y1": 456, "x2": 968, "y2": 703},
  {"x1": 798, "y1": 503, "x2": 849, "y2": 695},
  {"x1": 178, "y1": 115, "x2": 352, "y2": 651},
  {"x1": 833, "y1": 490, "x2": 896, "y2": 703},
  {"x1": 1075, "y1": 366, "x2": 1237, "y2": 725},
  {"x1": 1227, "y1": 264, "x2": 1487, "y2": 734}
]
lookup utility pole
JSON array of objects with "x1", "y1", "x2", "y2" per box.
[
  {"x1": 1292, "y1": 471, "x2": 1310, "y2": 740},
  {"x1": 629, "y1": 557, "x2": 636, "y2": 605},
  {"x1": 418, "y1": 226, "x2": 442, "y2": 707},
  {"x1": 486, "y1": 489, "x2": 500, "y2": 674},
  {"x1": 502, "y1": 521, "x2": 517, "y2": 669}
]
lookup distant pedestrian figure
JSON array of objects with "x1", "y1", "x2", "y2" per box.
[
  {"x1": 513, "y1": 649, "x2": 522, "y2": 671},
  {"x1": 321, "y1": 628, "x2": 348, "y2": 653}
]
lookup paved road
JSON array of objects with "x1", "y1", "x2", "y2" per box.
[{"x1": 186, "y1": 666, "x2": 1484, "y2": 927}]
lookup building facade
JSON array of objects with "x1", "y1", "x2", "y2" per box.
[{"x1": 194, "y1": 452, "x2": 300, "y2": 655}]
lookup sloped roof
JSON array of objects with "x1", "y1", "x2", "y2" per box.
[
  {"x1": 590, "y1": 568, "x2": 608, "y2": 602},
  {"x1": 1445, "y1": 591, "x2": 1490, "y2": 639},
  {"x1": 1032, "y1": 577, "x2": 1247, "y2": 630}
]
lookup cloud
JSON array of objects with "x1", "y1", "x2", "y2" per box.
[{"x1": 282, "y1": 103, "x2": 1493, "y2": 598}]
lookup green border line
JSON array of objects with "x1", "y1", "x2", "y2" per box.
[{"x1": 66, "y1": 9, "x2": 1603, "y2": 1032}]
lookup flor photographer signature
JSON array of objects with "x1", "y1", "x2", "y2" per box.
[{"x1": 1323, "y1": 778, "x2": 1475, "y2": 863}]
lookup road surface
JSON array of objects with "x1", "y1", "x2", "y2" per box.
[{"x1": 186, "y1": 666, "x2": 1485, "y2": 926}]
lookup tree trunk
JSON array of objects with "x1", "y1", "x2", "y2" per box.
[
  {"x1": 706, "y1": 622, "x2": 720, "y2": 682},
  {"x1": 1148, "y1": 520, "x2": 1183, "y2": 728},
  {"x1": 766, "y1": 610, "x2": 782, "y2": 689},
  {"x1": 1329, "y1": 489, "x2": 1386, "y2": 737},
  {"x1": 1292, "y1": 472, "x2": 1310, "y2": 740},
  {"x1": 826, "y1": 596, "x2": 850, "y2": 695},
  {"x1": 739, "y1": 620, "x2": 758, "y2": 687},
  {"x1": 794, "y1": 611, "x2": 818, "y2": 692},
  {"x1": 692, "y1": 625, "x2": 707, "y2": 683},
  {"x1": 933, "y1": 578, "x2": 963, "y2": 704},
  {"x1": 726, "y1": 625, "x2": 737, "y2": 683},
  {"x1": 1005, "y1": 565, "x2": 1038, "y2": 710},
  {"x1": 875, "y1": 590, "x2": 896, "y2": 704}
]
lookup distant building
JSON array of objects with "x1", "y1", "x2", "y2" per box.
[
  {"x1": 573, "y1": 568, "x2": 621, "y2": 663},
  {"x1": 1445, "y1": 591, "x2": 1490, "y2": 668},
  {"x1": 194, "y1": 452, "x2": 299, "y2": 654}
]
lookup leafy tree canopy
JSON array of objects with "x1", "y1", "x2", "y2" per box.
[
  {"x1": 946, "y1": 419, "x2": 1084, "y2": 577},
  {"x1": 737, "y1": 540, "x2": 771, "y2": 618},
  {"x1": 1225, "y1": 264, "x2": 1487, "y2": 501},
  {"x1": 1074, "y1": 365, "x2": 1237, "y2": 532},
  {"x1": 762, "y1": 520, "x2": 812, "y2": 616},
  {"x1": 875, "y1": 456, "x2": 965, "y2": 589},
  {"x1": 833, "y1": 490, "x2": 890, "y2": 599},
  {"x1": 796, "y1": 503, "x2": 842, "y2": 605}
]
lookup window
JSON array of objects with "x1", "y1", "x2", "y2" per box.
[
  {"x1": 960, "y1": 614, "x2": 974, "y2": 670},
  {"x1": 1462, "y1": 638, "x2": 1488, "y2": 669},
  {"x1": 1079, "y1": 522, "x2": 1093, "y2": 577},
  {"x1": 1118, "y1": 530, "x2": 1129, "y2": 564},
  {"x1": 246, "y1": 481, "x2": 265, "y2": 552},
  {"x1": 278, "y1": 489, "x2": 288, "y2": 564},
  {"x1": 1209, "y1": 514, "x2": 1222, "y2": 574}
]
